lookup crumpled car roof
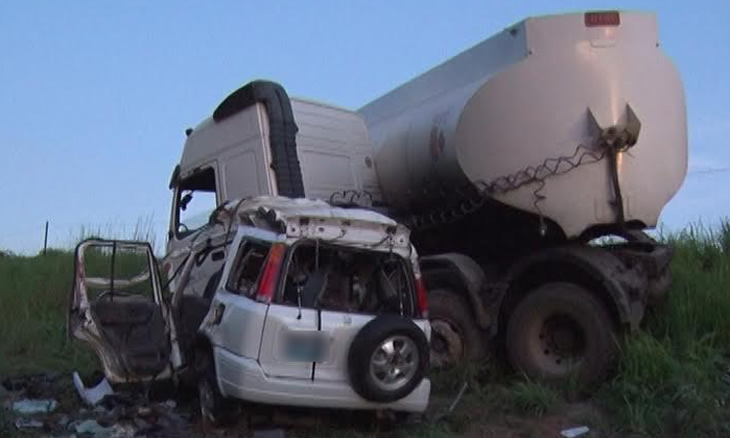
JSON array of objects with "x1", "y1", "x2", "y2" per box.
[
  {"x1": 212, "y1": 196, "x2": 413, "y2": 252},
  {"x1": 232, "y1": 196, "x2": 397, "y2": 225}
]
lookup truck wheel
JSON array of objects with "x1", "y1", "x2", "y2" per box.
[
  {"x1": 348, "y1": 315, "x2": 429, "y2": 403},
  {"x1": 428, "y1": 289, "x2": 486, "y2": 369},
  {"x1": 506, "y1": 282, "x2": 617, "y2": 386},
  {"x1": 195, "y1": 349, "x2": 237, "y2": 426}
]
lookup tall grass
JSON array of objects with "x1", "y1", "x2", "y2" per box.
[
  {"x1": 75, "y1": 215, "x2": 161, "y2": 254},
  {"x1": 0, "y1": 221, "x2": 159, "y2": 376},
  {"x1": 600, "y1": 222, "x2": 730, "y2": 437},
  {"x1": 0, "y1": 249, "x2": 97, "y2": 375}
]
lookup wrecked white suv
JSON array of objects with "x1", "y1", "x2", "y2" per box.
[{"x1": 69, "y1": 197, "x2": 431, "y2": 423}]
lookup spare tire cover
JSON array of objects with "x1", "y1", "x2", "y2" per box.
[{"x1": 347, "y1": 315, "x2": 429, "y2": 403}]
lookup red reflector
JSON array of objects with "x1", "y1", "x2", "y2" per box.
[
  {"x1": 256, "y1": 243, "x2": 286, "y2": 303},
  {"x1": 585, "y1": 11, "x2": 620, "y2": 27},
  {"x1": 415, "y1": 277, "x2": 429, "y2": 318}
]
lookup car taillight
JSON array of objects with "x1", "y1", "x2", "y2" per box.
[
  {"x1": 256, "y1": 243, "x2": 286, "y2": 303},
  {"x1": 415, "y1": 276, "x2": 429, "y2": 318},
  {"x1": 584, "y1": 11, "x2": 620, "y2": 27}
]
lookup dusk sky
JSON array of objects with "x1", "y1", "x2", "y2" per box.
[{"x1": 1, "y1": 1, "x2": 728, "y2": 254}]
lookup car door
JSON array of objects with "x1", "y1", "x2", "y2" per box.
[
  {"x1": 256, "y1": 237, "x2": 322, "y2": 381},
  {"x1": 68, "y1": 239, "x2": 175, "y2": 383}
]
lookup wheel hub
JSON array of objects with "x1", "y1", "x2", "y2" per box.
[
  {"x1": 430, "y1": 319, "x2": 464, "y2": 368},
  {"x1": 537, "y1": 314, "x2": 586, "y2": 371},
  {"x1": 370, "y1": 335, "x2": 419, "y2": 391}
]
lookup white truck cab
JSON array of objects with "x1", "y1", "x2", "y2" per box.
[{"x1": 166, "y1": 81, "x2": 382, "y2": 308}]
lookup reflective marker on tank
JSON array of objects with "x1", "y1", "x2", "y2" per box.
[{"x1": 585, "y1": 11, "x2": 620, "y2": 27}]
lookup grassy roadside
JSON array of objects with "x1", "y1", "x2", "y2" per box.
[
  {"x1": 599, "y1": 224, "x2": 730, "y2": 436},
  {"x1": 1, "y1": 223, "x2": 730, "y2": 436},
  {"x1": 0, "y1": 249, "x2": 97, "y2": 376}
]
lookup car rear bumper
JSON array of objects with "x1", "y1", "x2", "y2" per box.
[{"x1": 213, "y1": 346, "x2": 430, "y2": 413}]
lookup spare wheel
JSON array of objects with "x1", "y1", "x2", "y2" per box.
[{"x1": 347, "y1": 315, "x2": 429, "y2": 403}]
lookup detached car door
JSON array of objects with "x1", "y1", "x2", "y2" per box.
[{"x1": 68, "y1": 239, "x2": 173, "y2": 383}]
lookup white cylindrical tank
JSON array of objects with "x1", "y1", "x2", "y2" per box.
[{"x1": 359, "y1": 11, "x2": 687, "y2": 239}]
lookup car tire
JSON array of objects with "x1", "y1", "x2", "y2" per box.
[
  {"x1": 506, "y1": 282, "x2": 617, "y2": 386},
  {"x1": 195, "y1": 349, "x2": 237, "y2": 426},
  {"x1": 347, "y1": 315, "x2": 429, "y2": 403},
  {"x1": 428, "y1": 289, "x2": 486, "y2": 369}
]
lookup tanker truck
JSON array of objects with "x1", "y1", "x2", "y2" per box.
[{"x1": 164, "y1": 10, "x2": 686, "y2": 385}]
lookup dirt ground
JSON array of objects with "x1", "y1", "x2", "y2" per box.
[{"x1": 1, "y1": 372, "x2": 607, "y2": 438}]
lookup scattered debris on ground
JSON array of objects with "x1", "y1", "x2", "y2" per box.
[
  {"x1": 14, "y1": 418, "x2": 44, "y2": 430},
  {"x1": 2, "y1": 372, "x2": 420, "y2": 437},
  {"x1": 2, "y1": 373, "x2": 200, "y2": 437},
  {"x1": 561, "y1": 425, "x2": 590, "y2": 437},
  {"x1": 9, "y1": 398, "x2": 57, "y2": 415},
  {"x1": 73, "y1": 372, "x2": 114, "y2": 406},
  {"x1": 1, "y1": 371, "x2": 615, "y2": 437}
]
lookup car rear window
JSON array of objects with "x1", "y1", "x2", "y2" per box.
[
  {"x1": 226, "y1": 241, "x2": 272, "y2": 297},
  {"x1": 280, "y1": 242, "x2": 416, "y2": 316}
]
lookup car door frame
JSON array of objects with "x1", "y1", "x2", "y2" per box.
[
  {"x1": 68, "y1": 238, "x2": 178, "y2": 383},
  {"x1": 197, "y1": 225, "x2": 287, "y2": 360}
]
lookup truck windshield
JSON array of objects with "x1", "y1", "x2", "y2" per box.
[
  {"x1": 178, "y1": 189, "x2": 216, "y2": 234},
  {"x1": 175, "y1": 167, "x2": 218, "y2": 236}
]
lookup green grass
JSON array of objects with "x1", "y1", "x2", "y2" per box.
[
  {"x1": 508, "y1": 378, "x2": 562, "y2": 416},
  {"x1": 2, "y1": 222, "x2": 730, "y2": 437},
  {"x1": 597, "y1": 222, "x2": 730, "y2": 437},
  {"x1": 0, "y1": 224, "x2": 156, "y2": 377},
  {"x1": 0, "y1": 249, "x2": 98, "y2": 376}
]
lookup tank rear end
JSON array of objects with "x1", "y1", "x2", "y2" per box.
[{"x1": 361, "y1": 11, "x2": 687, "y2": 241}]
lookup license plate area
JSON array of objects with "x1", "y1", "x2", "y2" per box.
[{"x1": 281, "y1": 331, "x2": 328, "y2": 363}]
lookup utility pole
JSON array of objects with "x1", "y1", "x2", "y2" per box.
[{"x1": 43, "y1": 221, "x2": 49, "y2": 255}]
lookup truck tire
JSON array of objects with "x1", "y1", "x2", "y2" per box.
[
  {"x1": 506, "y1": 282, "x2": 617, "y2": 386},
  {"x1": 347, "y1": 315, "x2": 429, "y2": 403},
  {"x1": 428, "y1": 289, "x2": 486, "y2": 369}
]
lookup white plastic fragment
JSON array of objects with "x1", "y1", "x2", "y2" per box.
[
  {"x1": 561, "y1": 425, "x2": 590, "y2": 438},
  {"x1": 10, "y1": 398, "x2": 57, "y2": 414},
  {"x1": 74, "y1": 419, "x2": 113, "y2": 436},
  {"x1": 73, "y1": 371, "x2": 114, "y2": 406},
  {"x1": 14, "y1": 418, "x2": 44, "y2": 429},
  {"x1": 109, "y1": 423, "x2": 136, "y2": 438}
]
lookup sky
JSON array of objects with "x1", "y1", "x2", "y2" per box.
[{"x1": 1, "y1": 1, "x2": 729, "y2": 254}]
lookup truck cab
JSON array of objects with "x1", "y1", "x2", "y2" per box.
[{"x1": 166, "y1": 81, "x2": 383, "y2": 300}]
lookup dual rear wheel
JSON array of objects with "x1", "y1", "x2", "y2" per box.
[{"x1": 428, "y1": 282, "x2": 618, "y2": 386}]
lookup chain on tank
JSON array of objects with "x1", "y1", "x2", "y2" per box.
[
  {"x1": 326, "y1": 141, "x2": 623, "y2": 233},
  {"x1": 403, "y1": 142, "x2": 608, "y2": 232}
]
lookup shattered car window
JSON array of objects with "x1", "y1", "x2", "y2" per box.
[
  {"x1": 226, "y1": 241, "x2": 271, "y2": 297},
  {"x1": 281, "y1": 242, "x2": 415, "y2": 315},
  {"x1": 82, "y1": 244, "x2": 155, "y2": 301}
]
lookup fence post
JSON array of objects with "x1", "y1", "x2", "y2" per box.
[{"x1": 43, "y1": 221, "x2": 49, "y2": 255}]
